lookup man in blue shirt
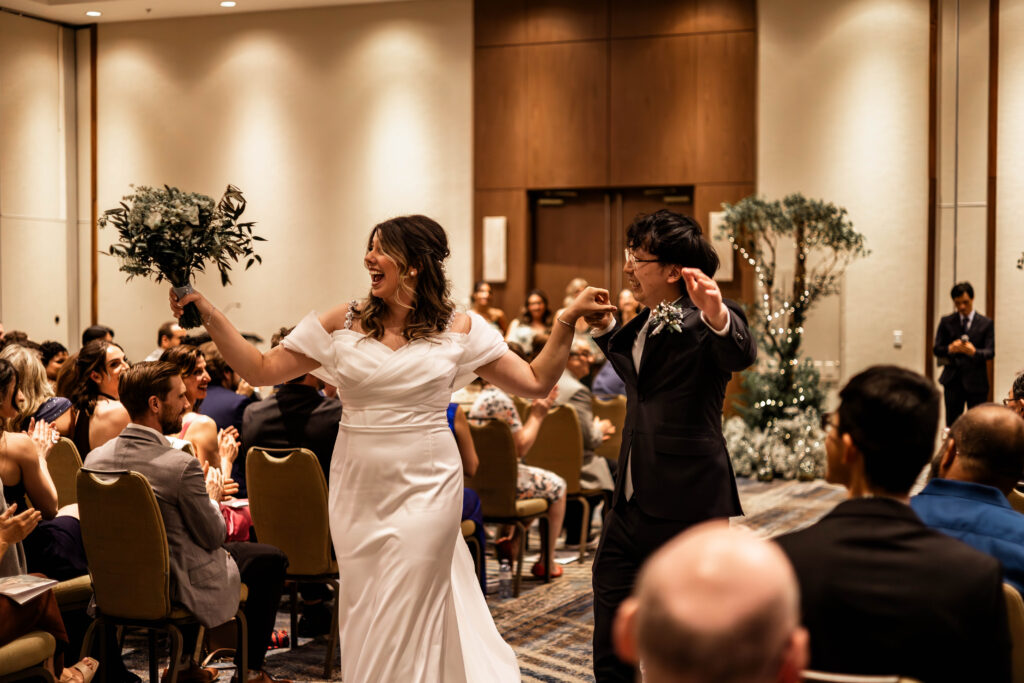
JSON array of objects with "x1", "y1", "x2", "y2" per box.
[{"x1": 911, "y1": 403, "x2": 1024, "y2": 591}]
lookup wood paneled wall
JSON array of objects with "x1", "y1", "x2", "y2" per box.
[{"x1": 473, "y1": 0, "x2": 756, "y2": 311}]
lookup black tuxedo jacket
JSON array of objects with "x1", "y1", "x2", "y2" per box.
[
  {"x1": 593, "y1": 296, "x2": 756, "y2": 522},
  {"x1": 237, "y1": 383, "x2": 341, "y2": 497},
  {"x1": 933, "y1": 311, "x2": 994, "y2": 394},
  {"x1": 776, "y1": 497, "x2": 1010, "y2": 683}
]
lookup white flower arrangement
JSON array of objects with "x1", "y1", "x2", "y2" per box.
[{"x1": 648, "y1": 301, "x2": 687, "y2": 336}]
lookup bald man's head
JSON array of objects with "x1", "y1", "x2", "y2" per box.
[
  {"x1": 614, "y1": 522, "x2": 807, "y2": 683},
  {"x1": 936, "y1": 403, "x2": 1024, "y2": 494}
]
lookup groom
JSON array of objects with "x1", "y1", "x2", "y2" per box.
[{"x1": 586, "y1": 209, "x2": 757, "y2": 682}]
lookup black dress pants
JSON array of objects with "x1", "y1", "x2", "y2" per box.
[
  {"x1": 178, "y1": 542, "x2": 288, "y2": 672},
  {"x1": 591, "y1": 498, "x2": 697, "y2": 683},
  {"x1": 943, "y1": 381, "x2": 988, "y2": 427}
]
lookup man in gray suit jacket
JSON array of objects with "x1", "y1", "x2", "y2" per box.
[
  {"x1": 555, "y1": 340, "x2": 617, "y2": 547},
  {"x1": 87, "y1": 362, "x2": 291, "y2": 683}
]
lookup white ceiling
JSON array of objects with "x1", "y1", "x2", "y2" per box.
[{"x1": 0, "y1": 0, "x2": 406, "y2": 26}]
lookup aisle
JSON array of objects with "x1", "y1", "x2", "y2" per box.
[{"x1": 122, "y1": 477, "x2": 845, "y2": 681}]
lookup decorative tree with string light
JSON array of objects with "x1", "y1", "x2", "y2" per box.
[{"x1": 718, "y1": 194, "x2": 869, "y2": 479}]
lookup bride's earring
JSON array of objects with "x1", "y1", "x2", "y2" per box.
[{"x1": 409, "y1": 269, "x2": 418, "y2": 277}]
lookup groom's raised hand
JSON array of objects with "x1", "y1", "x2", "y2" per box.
[{"x1": 681, "y1": 268, "x2": 729, "y2": 332}]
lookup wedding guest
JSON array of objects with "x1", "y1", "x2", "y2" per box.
[
  {"x1": 470, "y1": 281, "x2": 509, "y2": 334},
  {"x1": 468, "y1": 379, "x2": 567, "y2": 578},
  {"x1": 161, "y1": 345, "x2": 249, "y2": 542},
  {"x1": 238, "y1": 329, "x2": 340, "y2": 496},
  {"x1": 160, "y1": 345, "x2": 239, "y2": 476},
  {"x1": 0, "y1": 331, "x2": 34, "y2": 351},
  {"x1": 0, "y1": 358, "x2": 87, "y2": 581},
  {"x1": 1004, "y1": 371, "x2": 1024, "y2": 419},
  {"x1": 39, "y1": 341, "x2": 69, "y2": 388},
  {"x1": 0, "y1": 344, "x2": 73, "y2": 436},
  {"x1": 613, "y1": 522, "x2": 807, "y2": 683},
  {"x1": 80, "y1": 325, "x2": 114, "y2": 347},
  {"x1": 56, "y1": 341, "x2": 130, "y2": 457},
  {"x1": 143, "y1": 321, "x2": 186, "y2": 361},
  {"x1": 562, "y1": 277, "x2": 589, "y2": 309},
  {"x1": 198, "y1": 342, "x2": 257, "y2": 435},
  {"x1": 617, "y1": 288, "x2": 641, "y2": 326},
  {"x1": 447, "y1": 402, "x2": 487, "y2": 591},
  {"x1": 0, "y1": 492, "x2": 99, "y2": 683},
  {"x1": 505, "y1": 289, "x2": 553, "y2": 356}
]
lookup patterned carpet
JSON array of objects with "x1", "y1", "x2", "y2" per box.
[{"x1": 124, "y1": 477, "x2": 846, "y2": 682}]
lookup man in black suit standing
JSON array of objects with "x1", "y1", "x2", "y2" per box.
[
  {"x1": 584, "y1": 210, "x2": 757, "y2": 683},
  {"x1": 775, "y1": 365, "x2": 1010, "y2": 682},
  {"x1": 934, "y1": 281, "x2": 994, "y2": 426}
]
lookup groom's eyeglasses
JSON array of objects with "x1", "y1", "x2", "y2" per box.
[{"x1": 624, "y1": 249, "x2": 660, "y2": 267}]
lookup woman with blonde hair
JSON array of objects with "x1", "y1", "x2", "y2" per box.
[
  {"x1": 0, "y1": 344, "x2": 73, "y2": 436},
  {"x1": 171, "y1": 214, "x2": 614, "y2": 682}
]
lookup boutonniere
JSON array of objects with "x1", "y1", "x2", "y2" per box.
[{"x1": 649, "y1": 301, "x2": 687, "y2": 336}]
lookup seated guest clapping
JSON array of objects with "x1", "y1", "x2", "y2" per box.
[
  {"x1": 197, "y1": 342, "x2": 257, "y2": 436},
  {"x1": 613, "y1": 522, "x2": 807, "y2": 683},
  {"x1": 87, "y1": 362, "x2": 291, "y2": 683},
  {"x1": 911, "y1": 404, "x2": 1024, "y2": 591},
  {"x1": 776, "y1": 365, "x2": 1011, "y2": 682},
  {"x1": 0, "y1": 343, "x2": 73, "y2": 436}
]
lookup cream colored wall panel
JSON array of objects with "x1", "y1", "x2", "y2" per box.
[
  {"x1": 938, "y1": 0, "x2": 990, "y2": 205},
  {"x1": 759, "y1": 0, "x2": 931, "y2": 387},
  {"x1": 0, "y1": 13, "x2": 63, "y2": 218},
  {"x1": 996, "y1": 0, "x2": 1024, "y2": 400},
  {"x1": 95, "y1": 0, "x2": 472, "y2": 360},
  {"x1": 0, "y1": 218, "x2": 68, "y2": 341}
]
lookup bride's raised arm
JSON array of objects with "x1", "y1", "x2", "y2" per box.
[
  {"x1": 170, "y1": 288, "x2": 323, "y2": 386},
  {"x1": 476, "y1": 286, "x2": 614, "y2": 399}
]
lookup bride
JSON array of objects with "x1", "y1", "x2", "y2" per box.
[{"x1": 170, "y1": 214, "x2": 614, "y2": 682}]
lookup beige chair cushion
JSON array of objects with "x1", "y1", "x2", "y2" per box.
[
  {"x1": 460, "y1": 520, "x2": 476, "y2": 537},
  {"x1": 1004, "y1": 583, "x2": 1024, "y2": 683},
  {"x1": 515, "y1": 498, "x2": 548, "y2": 517},
  {"x1": 0, "y1": 631, "x2": 56, "y2": 676}
]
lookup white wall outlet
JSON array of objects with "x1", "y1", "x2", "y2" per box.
[{"x1": 893, "y1": 330, "x2": 904, "y2": 348}]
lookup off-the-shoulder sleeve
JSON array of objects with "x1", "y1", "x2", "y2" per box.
[
  {"x1": 280, "y1": 311, "x2": 342, "y2": 387},
  {"x1": 451, "y1": 312, "x2": 509, "y2": 391}
]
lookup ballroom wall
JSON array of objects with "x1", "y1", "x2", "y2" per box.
[
  {"x1": 85, "y1": 0, "x2": 472, "y2": 360},
  {"x1": 0, "y1": 12, "x2": 78, "y2": 345},
  {"x1": 758, "y1": 0, "x2": 932, "y2": 386},
  {"x1": 996, "y1": 0, "x2": 1024, "y2": 399}
]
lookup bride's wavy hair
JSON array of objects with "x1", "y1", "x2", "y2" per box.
[{"x1": 358, "y1": 215, "x2": 455, "y2": 342}]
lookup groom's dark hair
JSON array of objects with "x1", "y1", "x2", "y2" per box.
[{"x1": 626, "y1": 209, "x2": 719, "y2": 278}]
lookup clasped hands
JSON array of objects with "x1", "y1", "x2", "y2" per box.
[{"x1": 948, "y1": 339, "x2": 977, "y2": 356}]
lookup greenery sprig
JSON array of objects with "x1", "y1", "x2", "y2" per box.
[{"x1": 99, "y1": 184, "x2": 265, "y2": 328}]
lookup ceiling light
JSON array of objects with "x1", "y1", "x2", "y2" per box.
[
  {"x1": 85, "y1": 10, "x2": 101, "y2": 17},
  {"x1": 220, "y1": 1, "x2": 237, "y2": 6}
]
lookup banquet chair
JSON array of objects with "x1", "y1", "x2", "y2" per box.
[
  {"x1": 527, "y1": 404, "x2": 606, "y2": 561},
  {"x1": 0, "y1": 631, "x2": 57, "y2": 683},
  {"x1": 1009, "y1": 489, "x2": 1024, "y2": 516},
  {"x1": 76, "y1": 469, "x2": 248, "y2": 683},
  {"x1": 1005, "y1": 583, "x2": 1024, "y2": 683},
  {"x1": 592, "y1": 395, "x2": 626, "y2": 462},
  {"x1": 245, "y1": 447, "x2": 339, "y2": 678},
  {"x1": 466, "y1": 420, "x2": 551, "y2": 595},
  {"x1": 801, "y1": 673, "x2": 921, "y2": 682},
  {"x1": 46, "y1": 438, "x2": 83, "y2": 507},
  {"x1": 511, "y1": 396, "x2": 530, "y2": 425}
]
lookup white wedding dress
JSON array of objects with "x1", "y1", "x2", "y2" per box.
[{"x1": 281, "y1": 309, "x2": 521, "y2": 682}]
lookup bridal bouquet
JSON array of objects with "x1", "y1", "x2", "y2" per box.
[{"x1": 99, "y1": 184, "x2": 264, "y2": 328}]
